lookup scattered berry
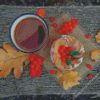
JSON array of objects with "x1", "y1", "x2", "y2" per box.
[
  {"x1": 86, "y1": 64, "x2": 93, "y2": 70},
  {"x1": 87, "y1": 74, "x2": 94, "y2": 80},
  {"x1": 49, "y1": 17, "x2": 55, "y2": 22},
  {"x1": 52, "y1": 23, "x2": 58, "y2": 28},
  {"x1": 85, "y1": 33, "x2": 91, "y2": 39},
  {"x1": 50, "y1": 69, "x2": 56, "y2": 75}
]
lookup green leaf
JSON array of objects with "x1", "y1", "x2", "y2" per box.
[
  {"x1": 66, "y1": 58, "x2": 72, "y2": 65},
  {"x1": 70, "y1": 51, "x2": 80, "y2": 56}
]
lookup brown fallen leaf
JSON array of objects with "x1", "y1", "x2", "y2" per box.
[
  {"x1": 91, "y1": 49, "x2": 100, "y2": 61},
  {"x1": 0, "y1": 43, "x2": 29, "y2": 79},
  {"x1": 56, "y1": 70, "x2": 80, "y2": 90},
  {"x1": 95, "y1": 31, "x2": 100, "y2": 43}
]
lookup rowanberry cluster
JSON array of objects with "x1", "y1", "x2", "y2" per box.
[
  {"x1": 28, "y1": 54, "x2": 45, "y2": 78},
  {"x1": 58, "y1": 19, "x2": 79, "y2": 34}
]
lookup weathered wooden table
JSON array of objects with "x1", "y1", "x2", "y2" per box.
[{"x1": 0, "y1": 5, "x2": 100, "y2": 98}]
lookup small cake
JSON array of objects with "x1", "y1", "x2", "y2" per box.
[{"x1": 50, "y1": 35, "x2": 85, "y2": 71}]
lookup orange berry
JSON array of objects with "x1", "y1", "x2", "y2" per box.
[{"x1": 36, "y1": 8, "x2": 46, "y2": 18}]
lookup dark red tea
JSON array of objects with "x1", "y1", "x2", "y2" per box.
[{"x1": 14, "y1": 17, "x2": 47, "y2": 52}]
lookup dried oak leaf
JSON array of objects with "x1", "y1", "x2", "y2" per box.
[
  {"x1": 95, "y1": 31, "x2": 100, "y2": 43},
  {"x1": 56, "y1": 70, "x2": 80, "y2": 90},
  {"x1": 91, "y1": 49, "x2": 100, "y2": 61},
  {"x1": 0, "y1": 43, "x2": 29, "y2": 79}
]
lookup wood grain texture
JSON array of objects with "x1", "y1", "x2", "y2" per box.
[{"x1": 0, "y1": 6, "x2": 99, "y2": 97}]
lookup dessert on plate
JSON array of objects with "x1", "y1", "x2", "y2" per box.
[{"x1": 50, "y1": 35, "x2": 85, "y2": 71}]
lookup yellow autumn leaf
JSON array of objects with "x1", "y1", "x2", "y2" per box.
[
  {"x1": 95, "y1": 31, "x2": 100, "y2": 43},
  {"x1": 91, "y1": 49, "x2": 100, "y2": 61},
  {"x1": 0, "y1": 43, "x2": 29, "y2": 79},
  {"x1": 56, "y1": 70, "x2": 80, "y2": 90}
]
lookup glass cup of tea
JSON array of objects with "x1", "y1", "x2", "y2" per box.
[{"x1": 10, "y1": 13, "x2": 48, "y2": 53}]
